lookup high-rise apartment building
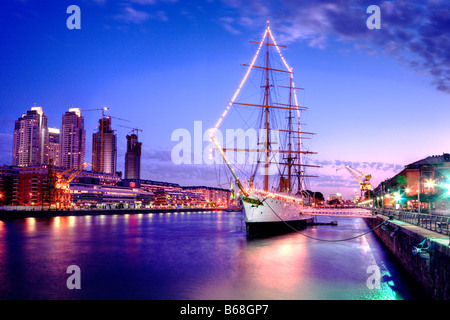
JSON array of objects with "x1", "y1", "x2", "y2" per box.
[
  {"x1": 12, "y1": 106, "x2": 49, "y2": 167},
  {"x1": 48, "y1": 127, "x2": 61, "y2": 167},
  {"x1": 60, "y1": 108, "x2": 85, "y2": 169},
  {"x1": 124, "y1": 133, "x2": 142, "y2": 180},
  {"x1": 92, "y1": 116, "x2": 117, "y2": 174}
]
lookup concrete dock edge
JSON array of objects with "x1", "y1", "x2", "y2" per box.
[{"x1": 364, "y1": 215, "x2": 450, "y2": 300}]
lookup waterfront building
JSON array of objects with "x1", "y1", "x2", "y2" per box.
[
  {"x1": 153, "y1": 188, "x2": 168, "y2": 206},
  {"x1": 0, "y1": 164, "x2": 230, "y2": 208},
  {"x1": 374, "y1": 153, "x2": 450, "y2": 212},
  {"x1": 182, "y1": 186, "x2": 231, "y2": 206},
  {"x1": 12, "y1": 166, "x2": 49, "y2": 206},
  {"x1": 0, "y1": 166, "x2": 19, "y2": 205},
  {"x1": 76, "y1": 171, "x2": 121, "y2": 186},
  {"x1": 71, "y1": 182, "x2": 154, "y2": 208},
  {"x1": 328, "y1": 193, "x2": 343, "y2": 204},
  {"x1": 48, "y1": 128, "x2": 61, "y2": 167},
  {"x1": 12, "y1": 106, "x2": 49, "y2": 167},
  {"x1": 60, "y1": 108, "x2": 85, "y2": 169},
  {"x1": 124, "y1": 134, "x2": 142, "y2": 180},
  {"x1": 121, "y1": 179, "x2": 209, "y2": 207},
  {"x1": 121, "y1": 179, "x2": 181, "y2": 194},
  {"x1": 92, "y1": 117, "x2": 117, "y2": 175},
  {"x1": 1, "y1": 164, "x2": 121, "y2": 207}
]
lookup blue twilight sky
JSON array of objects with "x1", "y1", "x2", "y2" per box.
[{"x1": 0, "y1": 0, "x2": 449, "y2": 199}]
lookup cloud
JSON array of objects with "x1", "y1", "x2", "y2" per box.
[
  {"x1": 219, "y1": 0, "x2": 450, "y2": 93},
  {"x1": 141, "y1": 162, "x2": 220, "y2": 187},
  {"x1": 311, "y1": 159, "x2": 403, "y2": 173},
  {"x1": 142, "y1": 148, "x2": 173, "y2": 162},
  {"x1": 128, "y1": 0, "x2": 178, "y2": 4},
  {"x1": 220, "y1": 17, "x2": 241, "y2": 34},
  {"x1": 115, "y1": 6, "x2": 151, "y2": 24},
  {"x1": 114, "y1": 0, "x2": 175, "y2": 24}
]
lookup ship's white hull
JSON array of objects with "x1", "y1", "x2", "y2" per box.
[{"x1": 241, "y1": 192, "x2": 313, "y2": 237}]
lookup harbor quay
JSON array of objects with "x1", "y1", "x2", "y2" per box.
[
  {"x1": 364, "y1": 209, "x2": 450, "y2": 300},
  {"x1": 0, "y1": 205, "x2": 238, "y2": 220}
]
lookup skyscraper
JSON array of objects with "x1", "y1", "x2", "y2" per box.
[
  {"x1": 125, "y1": 133, "x2": 142, "y2": 179},
  {"x1": 92, "y1": 116, "x2": 117, "y2": 174},
  {"x1": 60, "y1": 108, "x2": 85, "y2": 169},
  {"x1": 12, "y1": 106, "x2": 49, "y2": 167},
  {"x1": 48, "y1": 127, "x2": 61, "y2": 167}
]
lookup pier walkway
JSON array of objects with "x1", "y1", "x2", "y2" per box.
[{"x1": 302, "y1": 207, "x2": 374, "y2": 218}]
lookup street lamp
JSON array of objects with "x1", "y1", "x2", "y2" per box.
[
  {"x1": 425, "y1": 179, "x2": 435, "y2": 189},
  {"x1": 424, "y1": 179, "x2": 436, "y2": 213},
  {"x1": 417, "y1": 175, "x2": 421, "y2": 214},
  {"x1": 443, "y1": 183, "x2": 450, "y2": 195}
]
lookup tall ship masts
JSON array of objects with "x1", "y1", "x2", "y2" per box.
[{"x1": 210, "y1": 22, "x2": 319, "y2": 237}]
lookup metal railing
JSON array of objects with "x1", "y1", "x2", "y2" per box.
[{"x1": 371, "y1": 208, "x2": 450, "y2": 236}]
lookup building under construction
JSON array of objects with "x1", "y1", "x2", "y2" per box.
[
  {"x1": 92, "y1": 116, "x2": 117, "y2": 175},
  {"x1": 124, "y1": 133, "x2": 142, "y2": 180}
]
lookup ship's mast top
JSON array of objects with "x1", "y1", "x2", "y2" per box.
[{"x1": 264, "y1": 21, "x2": 270, "y2": 191}]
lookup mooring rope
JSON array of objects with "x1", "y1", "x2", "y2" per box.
[{"x1": 265, "y1": 201, "x2": 388, "y2": 242}]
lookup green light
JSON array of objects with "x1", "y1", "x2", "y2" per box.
[
  {"x1": 444, "y1": 184, "x2": 450, "y2": 195},
  {"x1": 394, "y1": 192, "x2": 401, "y2": 202}
]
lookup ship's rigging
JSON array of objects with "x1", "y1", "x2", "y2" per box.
[{"x1": 209, "y1": 21, "x2": 320, "y2": 199}]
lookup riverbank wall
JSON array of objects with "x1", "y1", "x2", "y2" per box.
[
  {"x1": 364, "y1": 214, "x2": 449, "y2": 300},
  {"x1": 0, "y1": 207, "x2": 240, "y2": 220}
]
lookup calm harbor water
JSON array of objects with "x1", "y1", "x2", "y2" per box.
[{"x1": 0, "y1": 211, "x2": 428, "y2": 300}]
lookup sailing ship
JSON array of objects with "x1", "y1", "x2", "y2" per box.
[{"x1": 209, "y1": 22, "x2": 319, "y2": 237}]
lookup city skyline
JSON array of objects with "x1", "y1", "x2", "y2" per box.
[{"x1": 0, "y1": 1, "x2": 449, "y2": 199}]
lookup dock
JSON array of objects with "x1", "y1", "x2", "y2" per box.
[{"x1": 364, "y1": 211, "x2": 450, "y2": 300}]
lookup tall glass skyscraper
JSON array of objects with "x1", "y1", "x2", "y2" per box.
[
  {"x1": 12, "y1": 106, "x2": 49, "y2": 167},
  {"x1": 48, "y1": 127, "x2": 61, "y2": 167},
  {"x1": 60, "y1": 108, "x2": 85, "y2": 169}
]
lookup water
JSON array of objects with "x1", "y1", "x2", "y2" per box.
[{"x1": 0, "y1": 211, "x2": 428, "y2": 300}]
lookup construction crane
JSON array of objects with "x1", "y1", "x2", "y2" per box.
[
  {"x1": 82, "y1": 107, "x2": 130, "y2": 125},
  {"x1": 110, "y1": 116, "x2": 131, "y2": 123},
  {"x1": 118, "y1": 125, "x2": 143, "y2": 137},
  {"x1": 83, "y1": 107, "x2": 110, "y2": 116},
  {"x1": 52, "y1": 162, "x2": 93, "y2": 209},
  {"x1": 337, "y1": 165, "x2": 373, "y2": 201}
]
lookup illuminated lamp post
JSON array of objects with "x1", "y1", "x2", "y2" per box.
[
  {"x1": 424, "y1": 179, "x2": 435, "y2": 213},
  {"x1": 404, "y1": 188, "x2": 411, "y2": 209},
  {"x1": 442, "y1": 182, "x2": 450, "y2": 213},
  {"x1": 394, "y1": 191, "x2": 402, "y2": 210}
]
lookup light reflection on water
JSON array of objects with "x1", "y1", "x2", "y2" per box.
[{"x1": 0, "y1": 212, "x2": 427, "y2": 299}]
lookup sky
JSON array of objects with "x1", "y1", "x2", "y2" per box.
[{"x1": 0, "y1": 0, "x2": 449, "y2": 199}]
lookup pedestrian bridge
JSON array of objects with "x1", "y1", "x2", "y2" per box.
[{"x1": 302, "y1": 207, "x2": 374, "y2": 218}]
